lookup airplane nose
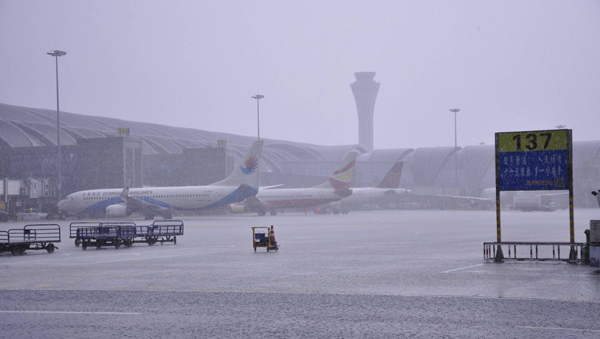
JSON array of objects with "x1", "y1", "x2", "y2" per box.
[{"x1": 57, "y1": 199, "x2": 67, "y2": 210}]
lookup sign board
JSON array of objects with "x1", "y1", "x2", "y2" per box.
[
  {"x1": 496, "y1": 129, "x2": 571, "y2": 191},
  {"x1": 492, "y1": 129, "x2": 575, "y2": 260}
]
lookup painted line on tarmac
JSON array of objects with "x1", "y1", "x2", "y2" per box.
[
  {"x1": 0, "y1": 247, "x2": 241, "y2": 266},
  {"x1": 440, "y1": 264, "x2": 483, "y2": 273},
  {"x1": 469, "y1": 271, "x2": 594, "y2": 277},
  {"x1": 0, "y1": 310, "x2": 141, "y2": 315},
  {"x1": 517, "y1": 326, "x2": 600, "y2": 333},
  {"x1": 66, "y1": 248, "x2": 246, "y2": 265}
]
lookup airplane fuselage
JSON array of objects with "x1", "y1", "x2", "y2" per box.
[
  {"x1": 58, "y1": 185, "x2": 256, "y2": 216},
  {"x1": 338, "y1": 187, "x2": 409, "y2": 206},
  {"x1": 257, "y1": 188, "x2": 347, "y2": 210}
]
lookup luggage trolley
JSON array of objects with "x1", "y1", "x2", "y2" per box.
[
  {"x1": 252, "y1": 227, "x2": 278, "y2": 252},
  {"x1": 71, "y1": 221, "x2": 137, "y2": 248},
  {"x1": 70, "y1": 221, "x2": 101, "y2": 247},
  {"x1": 0, "y1": 224, "x2": 61, "y2": 256},
  {"x1": 78, "y1": 223, "x2": 137, "y2": 250},
  {"x1": 0, "y1": 231, "x2": 7, "y2": 254},
  {"x1": 133, "y1": 220, "x2": 184, "y2": 246}
]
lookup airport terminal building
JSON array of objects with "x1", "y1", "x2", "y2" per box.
[{"x1": 1, "y1": 102, "x2": 600, "y2": 213}]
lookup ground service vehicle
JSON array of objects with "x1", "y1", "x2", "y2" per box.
[
  {"x1": 513, "y1": 195, "x2": 556, "y2": 211},
  {"x1": 252, "y1": 226, "x2": 278, "y2": 252}
]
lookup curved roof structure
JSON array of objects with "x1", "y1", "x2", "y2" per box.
[
  {"x1": 2, "y1": 102, "x2": 599, "y2": 195},
  {"x1": 461, "y1": 145, "x2": 495, "y2": 193},
  {"x1": 0, "y1": 103, "x2": 362, "y2": 175},
  {"x1": 407, "y1": 147, "x2": 457, "y2": 187}
]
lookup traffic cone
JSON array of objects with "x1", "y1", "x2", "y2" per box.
[{"x1": 270, "y1": 225, "x2": 276, "y2": 244}]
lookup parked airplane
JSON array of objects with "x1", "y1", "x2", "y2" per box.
[
  {"x1": 322, "y1": 162, "x2": 409, "y2": 213},
  {"x1": 57, "y1": 140, "x2": 264, "y2": 219},
  {"x1": 230, "y1": 152, "x2": 358, "y2": 216}
]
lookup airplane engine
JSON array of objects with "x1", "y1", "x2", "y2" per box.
[
  {"x1": 105, "y1": 204, "x2": 131, "y2": 217},
  {"x1": 229, "y1": 203, "x2": 246, "y2": 214}
]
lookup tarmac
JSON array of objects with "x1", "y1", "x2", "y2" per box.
[{"x1": 1, "y1": 209, "x2": 599, "y2": 338}]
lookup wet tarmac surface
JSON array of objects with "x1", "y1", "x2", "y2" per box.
[{"x1": 1, "y1": 209, "x2": 599, "y2": 338}]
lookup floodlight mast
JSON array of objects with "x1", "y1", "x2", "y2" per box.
[
  {"x1": 47, "y1": 50, "x2": 67, "y2": 201},
  {"x1": 449, "y1": 108, "x2": 460, "y2": 190},
  {"x1": 252, "y1": 94, "x2": 264, "y2": 140}
]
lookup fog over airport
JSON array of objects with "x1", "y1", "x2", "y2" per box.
[
  {"x1": 3, "y1": 3, "x2": 600, "y2": 336},
  {"x1": 1, "y1": 0, "x2": 599, "y2": 149}
]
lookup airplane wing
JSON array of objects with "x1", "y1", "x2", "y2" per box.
[
  {"x1": 119, "y1": 186, "x2": 168, "y2": 215},
  {"x1": 334, "y1": 188, "x2": 353, "y2": 198},
  {"x1": 260, "y1": 184, "x2": 285, "y2": 190},
  {"x1": 410, "y1": 193, "x2": 494, "y2": 210},
  {"x1": 243, "y1": 195, "x2": 269, "y2": 214}
]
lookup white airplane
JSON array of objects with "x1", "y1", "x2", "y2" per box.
[
  {"x1": 323, "y1": 162, "x2": 409, "y2": 212},
  {"x1": 230, "y1": 152, "x2": 358, "y2": 216},
  {"x1": 57, "y1": 140, "x2": 264, "y2": 219}
]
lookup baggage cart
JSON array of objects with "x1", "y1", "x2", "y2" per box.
[
  {"x1": 70, "y1": 220, "x2": 184, "y2": 249},
  {"x1": 252, "y1": 226, "x2": 278, "y2": 252},
  {"x1": 0, "y1": 224, "x2": 61, "y2": 256},
  {"x1": 70, "y1": 221, "x2": 101, "y2": 247},
  {"x1": 79, "y1": 224, "x2": 135, "y2": 250},
  {"x1": 133, "y1": 220, "x2": 184, "y2": 246}
]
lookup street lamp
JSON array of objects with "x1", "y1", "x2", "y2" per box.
[
  {"x1": 449, "y1": 108, "x2": 460, "y2": 190},
  {"x1": 47, "y1": 50, "x2": 67, "y2": 201},
  {"x1": 251, "y1": 94, "x2": 264, "y2": 140}
]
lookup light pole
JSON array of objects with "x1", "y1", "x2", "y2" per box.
[
  {"x1": 47, "y1": 50, "x2": 67, "y2": 201},
  {"x1": 449, "y1": 108, "x2": 460, "y2": 190},
  {"x1": 251, "y1": 94, "x2": 264, "y2": 140}
]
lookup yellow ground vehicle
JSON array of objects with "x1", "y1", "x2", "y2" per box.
[{"x1": 252, "y1": 227, "x2": 279, "y2": 252}]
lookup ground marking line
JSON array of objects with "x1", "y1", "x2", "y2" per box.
[
  {"x1": 2, "y1": 288, "x2": 599, "y2": 304},
  {"x1": 0, "y1": 311, "x2": 141, "y2": 315},
  {"x1": 441, "y1": 264, "x2": 483, "y2": 273},
  {"x1": 0, "y1": 247, "x2": 240, "y2": 266},
  {"x1": 469, "y1": 271, "x2": 594, "y2": 277},
  {"x1": 516, "y1": 326, "x2": 600, "y2": 333},
  {"x1": 63, "y1": 248, "x2": 246, "y2": 265}
]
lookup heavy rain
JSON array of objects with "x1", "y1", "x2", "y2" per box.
[{"x1": 1, "y1": 1, "x2": 600, "y2": 338}]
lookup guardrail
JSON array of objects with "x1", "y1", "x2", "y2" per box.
[{"x1": 484, "y1": 242, "x2": 584, "y2": 263}]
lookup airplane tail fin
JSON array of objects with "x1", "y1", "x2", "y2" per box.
[
  {"x1": 210, "y1": 140, "x2": 264, "y2": 187},
  {"x1": 376, "y1": 162, "x2": 403, "y2": 189},
  {"x1": 313, "y1": 151, "x2": 357, "y2": 190}
]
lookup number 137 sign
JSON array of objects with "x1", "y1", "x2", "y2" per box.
[{"x1": 495, "y1": 129, "x2": 572, "y2": 191}]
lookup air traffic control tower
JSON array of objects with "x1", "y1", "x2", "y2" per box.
[{"x1": 351, "y1": 72, "x2": 380, "y2": 152}]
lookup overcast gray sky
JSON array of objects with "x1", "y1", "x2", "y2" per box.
[{"x1": 1, "y1": 0, "x2": 599, "y2": 149}]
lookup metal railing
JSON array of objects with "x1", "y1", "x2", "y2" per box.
[{"x1": 484, "y1": 242, "x2": 584, "y2": 263}]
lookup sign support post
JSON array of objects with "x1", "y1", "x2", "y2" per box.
[
  {"x1": 494, "y1": 133, "x2": 503, "y2": 261},
  {"x1": 567, "y1": 131, "x2": 576, "y2": 260}
]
